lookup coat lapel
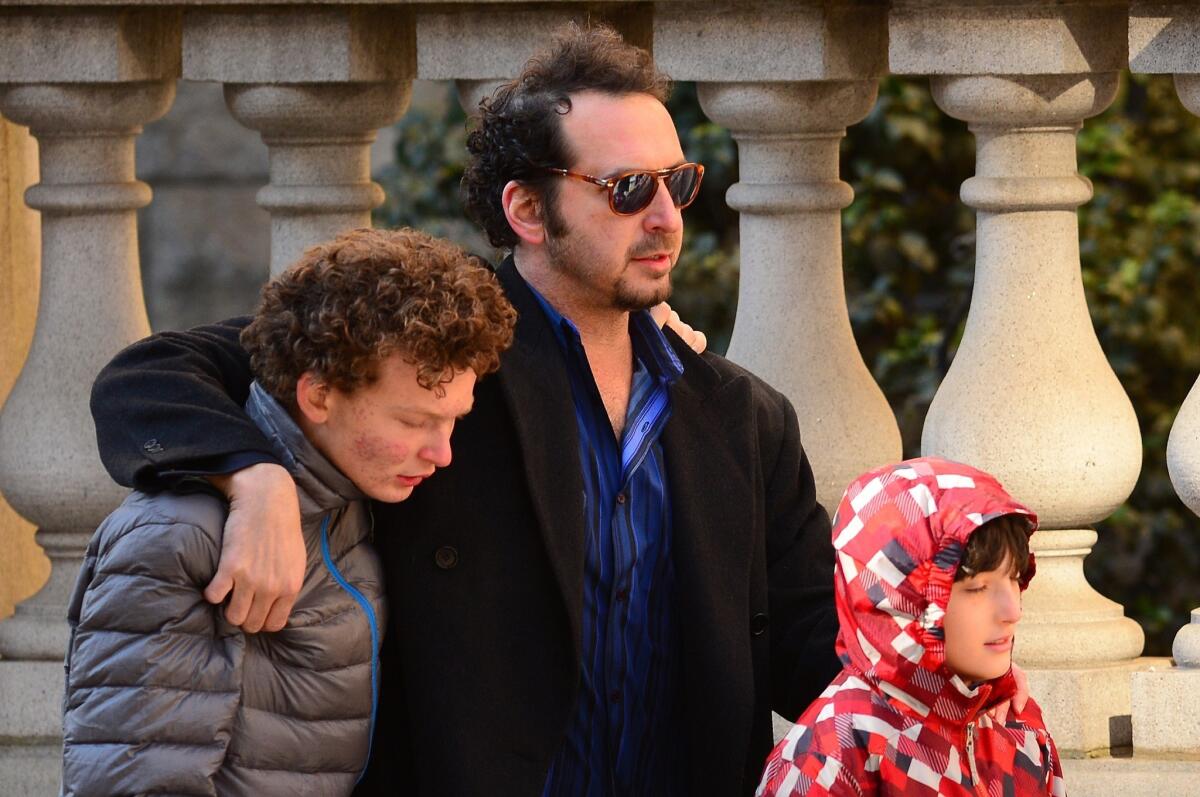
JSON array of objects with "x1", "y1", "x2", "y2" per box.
[
  {"x1": 661, "y1": 340, "x2": 757, "y2": 756},
  {"x1": 493, "y1": 258, "x2": 586, "y2": 658}
]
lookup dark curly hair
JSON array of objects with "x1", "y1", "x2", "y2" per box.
[
  {"x1": 462, "y1": 22, "x2": 671, "y2": 248},
  {"x1": 242, "y1": 227, "x2": 516, "y2": 406}
]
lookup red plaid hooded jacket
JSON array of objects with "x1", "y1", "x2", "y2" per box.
[{"x1": 757, "y1": 457, "x2": 1065, "y2": 796}]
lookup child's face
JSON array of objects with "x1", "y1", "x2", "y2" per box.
[{"x1": 943, "y1": 555, "x2": 1023, "y2": 684}]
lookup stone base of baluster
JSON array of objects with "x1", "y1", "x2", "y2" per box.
[
  {"x1": 1062, "y1": 757, "x2": 1200, "y2": 796},
  {"x1": 1025, "y1": 658, "x2": 1157, "y2": 757},
  {"x1": 0, "y1": 744, "x2": 60, "y2": 796},
  {"x1": 1131, "y1": 658, "x2": 1200, "y2": 755},
  {"x1": 0, "y1": 660, "x2": 64, "y2": 794}
]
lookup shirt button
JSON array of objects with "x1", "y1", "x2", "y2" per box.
[
  {"x1": 616, "y1": 492, "x2": 627, "y2": 505},
  {"x1": 434, "y1": 546, "x2": 459, "y2": 570},
  {"x1": 751, "y1": 612, "x2": 770, "y2": 636},
  {"x1": 616, "y1": 588, "x2": 629, "y2": 603},
  {"x1": 609, "y1": 689, "x2": 622, "y2": 704}
]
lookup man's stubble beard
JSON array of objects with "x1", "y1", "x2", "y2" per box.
[{"x1": 543, "y1": 206, "x2": 676, "y2": 313}]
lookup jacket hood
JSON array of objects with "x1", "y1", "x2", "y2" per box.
[
  {"x1": 831, "y1": 456, "x2": 1037, "y2": 728},
  {"x1": 246, "y1": 381, "x2": 364, "y2": 519}
]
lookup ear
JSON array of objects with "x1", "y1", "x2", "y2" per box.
[
  {"x1": 295, "y1": 371, "x2": 332, "y2": 425},
  {"x1": 501, "y1": 179, "x2": 546, "y2": 246}
]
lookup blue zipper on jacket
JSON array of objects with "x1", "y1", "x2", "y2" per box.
[{"x1": 319, "y1": 514, "x2": 380, "y2": 784}]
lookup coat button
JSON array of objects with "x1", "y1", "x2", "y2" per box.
[
  {"x1": 750, "y1": 613, "x2": 770, "y2": 636},
  {"x1": 434, "y1": 546, "x2": 459, "y2": 570},
  {"x1": 142, "y1": 438, "x2": 164, "y2": 454}
]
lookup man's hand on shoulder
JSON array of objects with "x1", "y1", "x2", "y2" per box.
[
  {"x1": 204, "y1": 462, "x2": 305, "y2": 633},
  {"x1": 651, "y1": 301, "x2": 708, "y2": 354}
]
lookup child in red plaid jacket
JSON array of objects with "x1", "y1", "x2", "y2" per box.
[{"x1": 757, "y1": 457, "x2": 1065, "y2": 796}]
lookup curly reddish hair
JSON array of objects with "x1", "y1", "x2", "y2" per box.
[
  {"x1": 242, "y1": 227, "x2": 516, "y2": 405},
  {"x1": 462, "y1": 22, "x2": 671, "y2": 248}
]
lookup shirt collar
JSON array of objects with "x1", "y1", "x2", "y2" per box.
[{"x1": 520, "y1": 272, "x2": 684, "y2": 387}]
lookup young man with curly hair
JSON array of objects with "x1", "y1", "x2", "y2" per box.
[
  {"x1": 64, "y1": 228, "x2": 514, "y2": 796},
  {"x1": 88, "y1": 24, "x2": 842, "y2": 796}
]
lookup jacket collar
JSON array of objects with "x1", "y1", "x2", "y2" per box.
[{"x1": 245, "y1": 382, "x2": 364, "y2": 520}]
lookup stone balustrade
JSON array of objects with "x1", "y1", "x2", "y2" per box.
[{"x1": 1, "y1": 1, "x2": 1199, "y2": 794}]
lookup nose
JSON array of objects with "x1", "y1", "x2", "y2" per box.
[
  {"x1": 420, "y1": 428, "x2": 454, "y2": 469},
  {"x1": 997, "y1": 581, "x2": 1022, "y2": 624},
  {"x1": 642, "y1": 176, "x2": 683, "y2": 235}
]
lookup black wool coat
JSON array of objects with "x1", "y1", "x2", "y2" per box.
[{"x1": 90, "y1": 258, "x2": 842, "y2": 796}]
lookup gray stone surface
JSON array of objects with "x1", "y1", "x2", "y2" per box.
[
  {"x1": 0, "y1": 743, "x2": 60, "y2": 797},
  {"x1": 1130, "y1": 4, "x2": 1200, "y2": 74},
  {"x1": 1023, "y1": 660, "x2": 1148, "y2": 756},
  {"x1": 699, "y1": 79, "x2": 901, "y2": 514},
  {"x1": 655, "y1": 1, "x2": 886, "y2": 82},
  {"x1": 0, "y1": 660, "x2": 64, "y2": 738},
  {"x1": 184, "y1": 7, "x2": 414, "y2": 83},
  {"x1": 222, "y1": 80, "x2": 410, "y2": 274},
  {"x1": 921, "y1": 72, "x2": 1141, "y2": 529},
  {"x1": 1131, "y1": 658, "x2": 1200, "y2": 754},
  {"x1": 1174, "y1": 609, "x2": 1200, "y2": 666},
  {"x1": 1061, "y1": 757, "x2": 1200, "y2": 796},
  {"x1": 418, "y1": 5, "x2": 651, "y2": 81},
  {"x1": 890, "y1": 1, "x2": 1127, "y2": 75},
  {"x1": 0, "y1": 9, "x2": 180, "y2": 82}
]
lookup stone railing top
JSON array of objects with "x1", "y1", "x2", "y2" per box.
[{"x1": 0, "y1": 1, "x2": 1199, "y2": 82}]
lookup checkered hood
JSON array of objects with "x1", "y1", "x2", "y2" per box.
[
  {"x1": 831, "y1": 457, "x2": 1037, "y2": 723},
  {"x1": 756, "y1": 458, "x2": 1064, "y2": 797}
]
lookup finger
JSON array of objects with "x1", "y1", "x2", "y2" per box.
[
  {"x1": 650, "y1": 302, "x2": 671, "y2": 326},
  {"x1": 241, "y1": 594, "x2": 272, "y2": 635},
  {"x1": 691, "y1": 330, "x2": 708, "y2": 354},
  {"x1": 203, "y1": 570, "x2": 233, "y2": 605},
  {"x1": 224, "y1": 582, "x2": 253, "y2": 628},
  {"x1": 262, "y1": 593, "x2": 297, "y2": 633},
  {"x1": 993, "y1": 700, "x2": 1010, "y2": 724}
]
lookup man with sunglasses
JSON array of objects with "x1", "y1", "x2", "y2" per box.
[{"x1": 89, "y1": 23, "x2": 840, "y2": 796}]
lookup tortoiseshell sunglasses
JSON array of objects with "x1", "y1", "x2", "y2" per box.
[{"x1": 542, "y1": 162, "x2": 705, "y2": 216}]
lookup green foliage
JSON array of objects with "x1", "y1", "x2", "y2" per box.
[{"x1": 375, "y1": 76, "x2": 1200, "y2": 655}]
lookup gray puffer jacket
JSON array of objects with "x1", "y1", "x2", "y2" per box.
[{"x1": 62, "y1": 383, "x2": 385, "y2": 796}]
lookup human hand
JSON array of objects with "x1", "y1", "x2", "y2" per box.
[
  {"x1": 651, "y1": 301, "x2": 708, "y2": 354},
  {"x1": 988, "y1": 662, "x2": 1030, "y2": 724},
  {"x1": 204, "y1": 462, "x2": 305, "y2": 633}
]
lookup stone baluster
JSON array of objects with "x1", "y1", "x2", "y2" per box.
[
  {"x1": 696, "y1": 82, "x2": 901, "y2": 511},
  {"x1": 891, "y1": 1, "x2": 1143, "y2": 755},
  {"x1": 184, "y1": 9, "x2": 415, "y2": 275},
  {"x1": 1128, "y1": 9, "x2": 1200, "y2": 755},
  {"x1": 0, "y1": 117, "x2": 46, "y2": 623},
  {"x1": 0, "y1": 10, "x2": 178, "y2": 789},
  {"x1": 656, "y1": 3, "x2": 899, "y2": 513}
]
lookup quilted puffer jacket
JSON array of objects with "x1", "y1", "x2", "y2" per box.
[
  {"x1": 62, "y1": 382, "x2": 385, "y2": 796},
  {"x1": 758, "y1": 457, "x2": 1065, "y2": 797}
]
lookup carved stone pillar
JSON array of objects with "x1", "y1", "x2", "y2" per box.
[
  {"x1": 0, "y1": 10, "x2": 178, "y2": 789},
  {"x1": 1128, "y1": 23, "x2": 1200, "y2": 755},
  {"x1": 656, "y1": 2, "x2": 897, "y2": 515},
  {"x1": 892, "y1": 1, "x2": 1142, "y2": 756},
  {"x1": 0, "y1": 117, "x2": 46, "y2": 623},
  {"x1": 185, "y1": 9, "x2": 415, "y2": 274},
  {"x1": 697, "y1": 81, "x2": 901, "y2": 511}
]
